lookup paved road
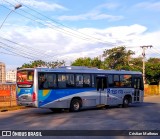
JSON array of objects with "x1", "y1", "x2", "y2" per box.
[{"x1": 0, "y1": 95, "x2": 160, "y2": 138}]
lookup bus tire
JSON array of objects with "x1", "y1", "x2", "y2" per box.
[
  {"x1": 123, "y1": 97, "x2": 129, "y2": 108},
  {"x1": 70, "y1": 99, "x2": 82, "y2": 112}
]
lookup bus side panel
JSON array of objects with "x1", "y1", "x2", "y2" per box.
[
  {"x1": 37, "y1": 88, "x2": 98, "y2": 108},
  {"x1": 106, "y1": 88, "x2": 134, "y2": 105}
]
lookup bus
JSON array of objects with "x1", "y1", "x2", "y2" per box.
[{"x1": 16, "y1": 66, "x2": 144, "y2": 112}]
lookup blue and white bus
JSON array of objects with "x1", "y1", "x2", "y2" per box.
[{"x1": 16, "y1": 66, "x2": 144, "y2": 112}]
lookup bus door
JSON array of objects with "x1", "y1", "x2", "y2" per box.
[
  {"x1": 133, "y1": 77, "x2": 142, "y2": 102},
  {"x1": 96, "y1": 76, "x2": 107, "y2": 106}
]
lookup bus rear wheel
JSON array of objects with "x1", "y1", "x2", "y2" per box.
[
  {"x1": 70, "y1": 99, "x2": 82, "y2": 112},
  {"x1": 123, "y1": 97, "x2": 129, "y2": 108}
]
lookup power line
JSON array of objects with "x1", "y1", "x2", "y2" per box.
[
  {"x1": 152, "y1": 48, "x2": 160, "y2": 54},
  {"x1": 2, "y1": 1, "x2": 111, "y2": 44},
  {"x1": 0, "y1": 41, "x2": 39, "y2": 59},
  {"x1": 0, "y1": 43, "x2": 35, "y2": 60},
  {"x1": 0, "y1": 51, "x2": 20, "y2": 56},
  {"x1": 0, "y1": 41, "x2": 57, "y2": 61},
  {"x1": 0, "y1": 37, "x2": 55, "y2": 57},
  {"x1": 0, "y1": 37, "x2": 64, "y2": 61},
  {"x1": 13, "y1": 0, "x2": 106, "y2": 43},
  {"x1": 0, "y1": 39, "x2": 58, "y2": 61},
  {"x1": 150, "y1": 49, "x2": 160, "y2": 56}
]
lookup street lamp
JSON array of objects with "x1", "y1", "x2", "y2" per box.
[{"x1": 0, "y1": 4, "x2": 22, "y2": 29}]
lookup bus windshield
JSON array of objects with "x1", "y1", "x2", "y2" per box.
[{"x1": 17, "y1": 70, "x2": 34, "y2": 88}]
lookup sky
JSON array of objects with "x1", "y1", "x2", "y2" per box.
[{"x1": 0, "y1": 0, "x2": 160, "y2": 70}]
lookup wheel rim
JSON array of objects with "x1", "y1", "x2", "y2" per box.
[
  {"x1": 124, "y1": 99, "x2": 128, "y2": 105},
  {"x1": 73, "y1": 102, "x2": 79, "y2": 110}
]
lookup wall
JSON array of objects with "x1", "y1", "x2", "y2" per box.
[
  {"x1": 144, "y1": 84, "x2": 160, "y2": 96},
  {"x1": 0, "y1": 83, "x2": 17, "y2": 107}
]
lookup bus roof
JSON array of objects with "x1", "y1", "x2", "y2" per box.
[{"x1": 17, "y1": 66, "x2": 142, "y2": 75}]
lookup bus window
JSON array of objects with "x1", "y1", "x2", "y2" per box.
[
  {"x1": 76, "y1": 74, "x2": 83, "y2": 87},
  {"x1": 38, "y1": 73, "x2": 57, "y2": 89},
  {"x1": 46, "y1": 74, "x2": 57, "y2": 88},
  {"x1": 120, "y1": 75, "x2": 132, "y2": 87},
  {"x1": 113, "y1": 75, "x2": 120, "y2": 87},
  {"x1": 17, "y1": 70, "x2": 34, "y2": 88},
  {"x1": 108, "y1": 75, "x2": 114, "y2": 87},
  {"x1": 58, "y1": 74, "x2": 66, "y2": 88},
  {"x1": 66, "y1": 74, "x2": 75, "y2": 87},
  {"x1": 38, "y1": 73, "x2": 46, "y2": 89},
  {"x1": 83, "y1": 74, "x2": 91, "y2": 87}
]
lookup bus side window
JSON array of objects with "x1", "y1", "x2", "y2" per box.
[
  {"x1": 38, "y1": 73, "x2": 46, "y2": 89},
  {"x1": 113, "y1": 75, "x2": 120, "y2": 87},
  {"x1": 66, "y1": 74, "x2": 75, "y2": 87},
  {"x1": 46, "y1": 74, "x2": 57, "y2": 88},
  {"x1": 76, "y1": 74, "x2": 83, "y2": 87},
  {"x1": 58, "y1": 74, "x2": 66, "y2": 88},
  {"x1": 108, "y1": 75, "x2": 114, "y2": 87},
  {"x1": 119, "y1": 75, "x2": 132, "y2": 87},
  {"x1": 39, "y1": 73, "x2": 57, "y2": 89},
  {"x1": 83, "y1": 74, "x2": 91, "y2": 87}
]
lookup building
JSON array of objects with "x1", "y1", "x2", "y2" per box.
[
  {"x1": 0, "y1": 62, "x2": 6, "y2": 83},
  {"x1": 6, "y1": 70, "x2": 17, "y2": 83}
]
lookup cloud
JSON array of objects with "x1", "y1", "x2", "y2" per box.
[
  {"x1": 0, "y1": 23, "x2": 160, "y2": 69},
  {"x1": 1, "y1": 0, "x2": 67, "y2": 11},
  {"x1": 58, "y1": 2, "x2": 123, "y2": 21},
  {"x1": 24, "y1": 0, "x2": 68, "y2": 11},
  {"x1": 135, "y1": 1, "x2": 160, "y2": 11},
  {"x1": 96, "y1": 2, "x2": 120, "y2": 10},
  {"x1": 58, "y1": 11, "x2": 123, "y2": 21}
]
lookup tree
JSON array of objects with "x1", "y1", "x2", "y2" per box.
[
  {"x1": 71, "y1": 57, "x2": 92, "y2": 67},
  {"x1": 71, "y1": 57, "x2": 103, "y2": 69},
  {"x1": 18, "y1": 60, "x2": 65, "y2": 69},
  {"x1": 129, "y1": 57, "x2": 143, "y2": 72},
  {"x1": 46, "y1": 60, "x2": 65, "y2": 68},
  {"x1": 103, "y1": 46, "x2": 135, "y2": 70},
  {"x1": 91, "y1": 57, "x2": 104, "y2": 69},
  {"x1": 145, "y1": 58, "x2": 160, "y2": 84}
]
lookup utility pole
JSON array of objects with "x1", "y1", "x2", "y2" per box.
[{"x1": 140, "y1": 45, "x2": 153, "y2": 84}]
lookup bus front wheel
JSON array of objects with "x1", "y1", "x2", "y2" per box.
[
  {"x1": 123, "y1": 97, "x2": 129, "y2": 108},
  {"x1": 70, "y1": 99, "x2": 82, "y2": 112}
]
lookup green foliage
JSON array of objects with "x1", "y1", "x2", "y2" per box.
[
  {"x1": 18, "y1": 60, "x2": 65, "y2": 69},
  {"x1": 146, "y1": 58, "x2": 160, "y2": 84},
  {"x1": 71, "y1": 57, "x2": 104, "y2": 69},
  {"x1": 103, "y1": 46, "x2": 135, "y2": 70},
  {"x1": 129, "y1": 57, "x2": 143, "y2": 72}
]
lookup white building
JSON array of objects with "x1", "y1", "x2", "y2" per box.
[
  {"x1": 0, "y1": 62, "x2": 6, "y2": 83},
  {"x1": 6, "y1": 70, "x2": 17, "y2": 83}
]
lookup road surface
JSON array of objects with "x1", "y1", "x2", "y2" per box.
[{"x1": 0, "y1": 95, "x2": 159, "y2": 138}]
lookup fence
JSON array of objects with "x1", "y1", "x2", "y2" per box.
[{"x1": 0, "y1": 83, "x2": 17, "y2": 108}]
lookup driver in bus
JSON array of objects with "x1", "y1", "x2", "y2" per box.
[{"x1": 39, "y1": 74, "x2": 46, "y2": 89}]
